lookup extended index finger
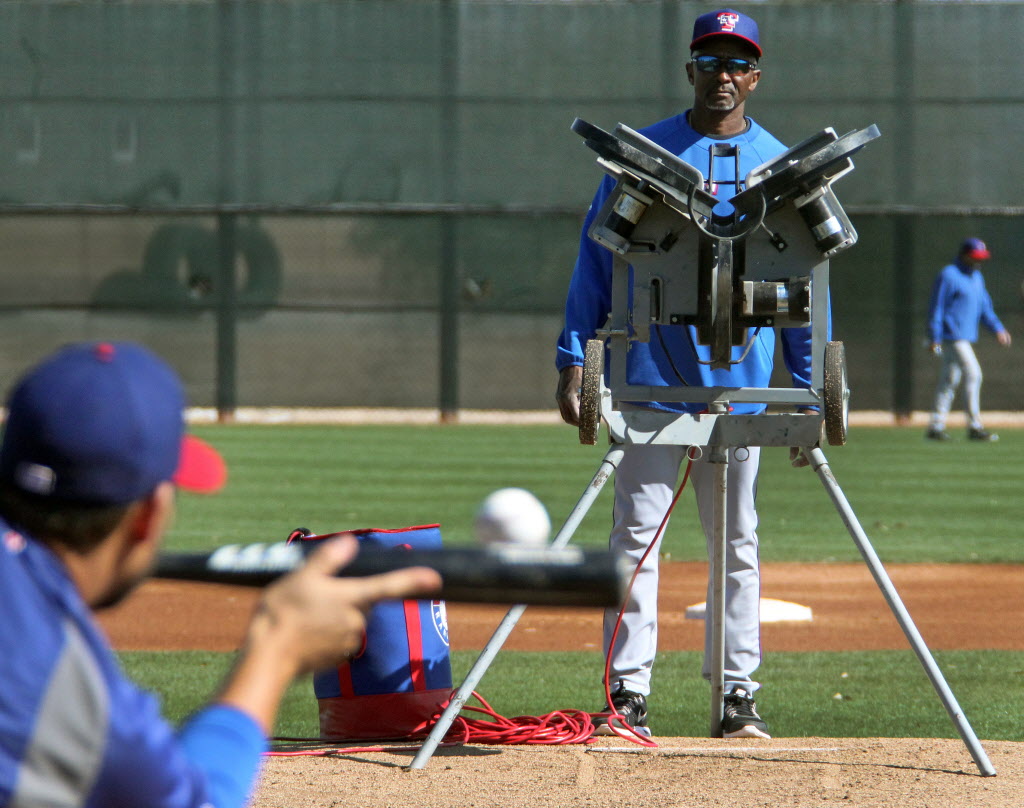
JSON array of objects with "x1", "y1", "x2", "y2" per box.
[
  {"x1": 304, "y1": 537, "x2": 442, "y2": 602},
  {"x1": 346, "y1": 566, "x2": 443, "y2": 608}
]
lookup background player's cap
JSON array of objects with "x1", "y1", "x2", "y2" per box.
[
  {"x1": 690, "y1": 9, "x2": 762, "y2": 58},
  {"x1": 960, "y1": 237, "x2": 991, "y2": 262},
  {"x1": 0, "y1": 341, "x2": 226, "y2": 504}
]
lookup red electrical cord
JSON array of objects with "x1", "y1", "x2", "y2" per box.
[
  {"x1": 598, "y1": 459, "x2": 692, "y2": 747},
  {"x1": 441, "y1": 691, "x2": 598, "y2": 745},
  {"x1": 268, "y1": 460, "x2": 693, "y2": 756},
  {"x1": 268, "y1": 691, "x2": 597, "y2": 757}
]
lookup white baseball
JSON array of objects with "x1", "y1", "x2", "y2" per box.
[{"x1": 474, "y1": 487, "x2": 551, "y2": 547}]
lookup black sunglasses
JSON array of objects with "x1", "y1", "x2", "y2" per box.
[{"x1": 691, "y1": 55, "x2": 758, "y2": 76}]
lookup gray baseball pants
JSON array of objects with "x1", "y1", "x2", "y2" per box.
[
  {"x1": 604, "y1": 441, "x2": 762, "y2": 697},
  {"x1": 931, "y1": 339, "x2": 984, "y2": 431}
]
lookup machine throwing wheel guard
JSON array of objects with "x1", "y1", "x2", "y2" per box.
[
  {"x1": 579, "y1": 339, "x2": 604, "y2": 445},
  {"x1": 823, "y1": 340, "x2": 850, "y2": 446}
]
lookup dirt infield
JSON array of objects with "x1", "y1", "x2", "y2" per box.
[
  {"x1": 101, "y1": 561, "x2": 1024, "y2": 653},
  {"x1": 252, "y1": 738, "x2": 1021, "y2": 808},
  {"x1": 100, "y1": 561, "x2": 1024, "y2": 806}
]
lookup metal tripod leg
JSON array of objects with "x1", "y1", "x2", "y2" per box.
[
  {"x1": 707, "y1": 444, "x2": 728, "y2": 737},
  {"x1": 407, "y1": 444, "x2": 625, "y2": 770},
  {"x1": 807, "y1": 446, "x2": 996, "y2": 777}
]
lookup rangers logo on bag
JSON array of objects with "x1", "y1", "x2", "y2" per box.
[{"x1": 431, "y1": 599, "x2": 449, "y2": 646}]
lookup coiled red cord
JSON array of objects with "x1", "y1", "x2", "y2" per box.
[
  {"x1": 268, "y1": 691, "x2": 596, "y2": 756},
  {"x1": 441, "y1": 691, "x2": 598, "y2": 745}
]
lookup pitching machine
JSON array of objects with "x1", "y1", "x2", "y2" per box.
[
  {"x1": 570, "y1": 118, "x2": 874, "y2": 449},
  {"x1": 410, "y1": 121, "x2": 994, "y2": 776}
]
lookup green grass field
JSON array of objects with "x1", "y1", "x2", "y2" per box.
[
  {"x1": 173, "y1": 424, "x2": 1024, "y2": 563},
  {"x1": 127, "y1": 424, "x2": 1024, "y2": 740},
  {"x1": 123, "y1": 648, "x2": 1021, "y2": 741}
]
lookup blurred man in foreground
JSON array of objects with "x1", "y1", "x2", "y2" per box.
[{"x1": 0, "y1": 341, "x2": 441, "y2": 808}]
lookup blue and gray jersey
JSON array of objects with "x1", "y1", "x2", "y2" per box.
[{"x1": 0, "y1": 521, "x2": 266, "y2": 808}]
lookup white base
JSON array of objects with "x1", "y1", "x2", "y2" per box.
[{"x1": 685, "y1": 598, "x2": 813, "y2": 623}]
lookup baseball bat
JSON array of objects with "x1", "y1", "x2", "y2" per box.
[{"x1": 153, "y1": 538, "x2": 629, "y2": 607}]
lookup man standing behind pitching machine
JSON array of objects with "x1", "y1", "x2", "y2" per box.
[
  {"x1": 557, "y1": 9, "x2": 818, "y2": 740},
  {"x1": 926, "y1": 237, "x2": 1012, "y2": 442},
  {"x1": 0, "y1": 342, "x2": 440, "y2": 808}
]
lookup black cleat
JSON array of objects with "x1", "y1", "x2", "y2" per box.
[
  {"x1": 925, "y1": 428, "x2": 951, "y2": 441},
  {"x1": 593, "y1": 682, "x2": 651, "y2": 738},
  {"x1": 968, "y1": 427, "x2": 998, "y2": 442},
  {"x1": 721, "y1": 688, "x2": 771, "y2": 739}
]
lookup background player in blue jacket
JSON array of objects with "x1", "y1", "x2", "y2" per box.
[
  {"x1": 926, "y1": 237, "x2": 1012, "y2": 442},
  {"x1": 556, "y1": 8, "x2": 816, "y2": 740},
  {"x1": 0, "y1": 342, "x2": 440, "y2": 808}
]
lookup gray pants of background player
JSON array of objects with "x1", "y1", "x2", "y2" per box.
[
  {"x1": 604, "y1": 441, "x2": 762, "y2": 698},
  {"x1": 931, "y1": 339, "x2": 984, "y2": 431}
]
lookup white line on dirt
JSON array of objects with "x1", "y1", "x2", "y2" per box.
[{"x1": 587, "y1": 746, "x2": 845, "y2": 754}]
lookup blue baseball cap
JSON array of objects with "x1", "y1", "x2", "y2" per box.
[
  {"x1": 690, "y1": 9, "x2": 762, "y2": 58},
  {"x1": 0, "y1": 341, "x2": 226, "y2": 505},
  {"x1": 960, "y1": 237, "x2": 991, "y2": 262}
]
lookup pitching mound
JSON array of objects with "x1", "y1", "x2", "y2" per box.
[{"x1": 253, "y1": 736, "x2": 1019, "y2": 807}]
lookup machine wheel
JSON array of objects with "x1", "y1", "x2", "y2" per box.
[
  {"x1": 823, "y1": 340, "x2": 850, "y2": 446},
  {"x1": 579, "y1": 339, "x2": 604, "y2": 445}
]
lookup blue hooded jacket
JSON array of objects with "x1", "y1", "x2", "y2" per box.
[{"x1": 927, "y1": 259, "x2": 1004, "y2": 344}]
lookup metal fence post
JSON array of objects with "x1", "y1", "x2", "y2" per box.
[
  {"x1": 215, "y1": 212, "x2": 238, "y2": 422},
  {"x1": 891, "y1": 0, "x2": 916, "y2": 422},
  {"x1": 438, "y1": 0, "x2": 460, "y2": 422}
]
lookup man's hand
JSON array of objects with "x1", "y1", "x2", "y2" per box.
[
  {"x1": 254, "y1": 535, "x2": 442, "y2": 674},
  {"x1": 555, "y1": 365, "x2": 584, "y2": 427},
  {"x1": 997, "y1": 330, "x2": 1012, "y2": 347},
  {"x1": 217, "y1": 535, "x2": 441, "y2": 732}
]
